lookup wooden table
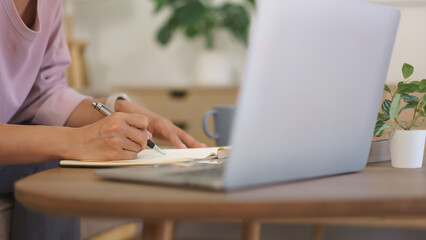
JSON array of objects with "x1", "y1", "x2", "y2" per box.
[{"x1": 14, "y1": 162, "x2": 426, "y2": 240}]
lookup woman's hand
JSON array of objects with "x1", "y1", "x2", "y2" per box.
[
  {"x1": 69, "y1": 112, "x2": 151, "y2": 160},
  {"x1": 148, "y1": 115, "x2": 207, "y2": 149},
  {"x1": 116, "y1": 100, "x2": 207, "y2": 149}
]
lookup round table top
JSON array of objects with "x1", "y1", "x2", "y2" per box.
[{"x1": 15, "y1": 162, "x2": 426, "y2": 220}]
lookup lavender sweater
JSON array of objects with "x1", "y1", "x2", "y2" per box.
[{"x1": 0, "y1": 0, "x2": 89, "y2": 126}]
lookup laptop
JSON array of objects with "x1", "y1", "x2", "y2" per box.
[{"x1": 95, "y1": 0, "x2": 400, "y2": 191}]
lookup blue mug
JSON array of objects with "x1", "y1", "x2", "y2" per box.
[{"x1": 202, "y1": 106, "x2": 236, "y2": 147}]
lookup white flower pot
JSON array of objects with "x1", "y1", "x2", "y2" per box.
[
  {"x1": 195, "y1": 51, "x2": 233, "y2": 86},
  {"x1": 389, "y1": 130, "x2": 426, "y2": 168}
]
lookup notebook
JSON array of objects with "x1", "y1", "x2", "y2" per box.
[{"x1": 59, "y1": 147, "x2": 230, "y2": 167}]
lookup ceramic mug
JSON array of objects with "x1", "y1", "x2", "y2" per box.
[{"x1": 202, "y1": 106, "x2": 236, "y2": 146}]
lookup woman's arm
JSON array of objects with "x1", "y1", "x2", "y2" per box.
[
  {"x1": 0, "y1": 123, "x2": 74, "y2": 164},
  {"x1": 64, "y1": 98, "x2": 105, "y2": 127},
  {"x1": 0, "y1": 112, "x2": 150, "y2": 165}
]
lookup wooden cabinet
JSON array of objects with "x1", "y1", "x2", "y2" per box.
[{"x1": 118, "y1": 87, "x2": 239, "y2": 147}]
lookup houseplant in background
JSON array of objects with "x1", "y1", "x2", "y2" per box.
[
  {"x1": 150, "y1": 0, "x2": 252, "y2": 86},
  {"x1": 374, "y1": 63, "x2": 426, "y2": 168}
]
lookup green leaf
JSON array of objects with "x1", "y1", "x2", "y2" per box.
[
  {"x1": 184, "y1": 25, "x2": 199, "y2": 38},
  {"x1": 410, "y1": 81, "x2": 424, "y2": 92},
  {"x1": 156, "y1": 17, "x2": 179, "y2": 45},
  {"x1": 396, "y1": 82, "x2": 418, "y2": 94},
  {"x1": 151, "y1": 0, "x2": 176, "y2": 13},
  {"x1": 219, "y1": 3, "x2": 250, "y2": 45},
  {"x1": 399, "y1": 103, "x2": 415, "y2": 114},
  {"x1": 381, "y1": 99, "x2": 392, "y2": 114},
  {"x1": 417, "y1": 79, "x2": 426, "y2": 93},
  {"x1": 174, "y1": 1, "x2": 206, "y2": 25},
  {"x1": 402, "y1": 63, "x2": 414, "y2": 79},
  {"x1": 384, "y1": 84, "x2": 391, "y2": 93},
  {"x1": 377, "y1": 112, "x2": 389, "y2": 121},
  {"x1": 389, "y1": 94, "x2": 401, "y2": 120},
  {"x1": 401, "y1": 94, "x2": 419, "y2": 104},
  {"x1": 374, "y1": 121, "x2": 390, "y2": 137},
  {"x1": 157, "y1": 27, "x2": 172, "y2": 45},
  {"x1": 153, "y1": 0, "x2": 166, "y2": 13}
]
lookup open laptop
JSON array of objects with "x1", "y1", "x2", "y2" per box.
[{"x1": 95, "y1": 0, "x2": 400, "y2": 191}]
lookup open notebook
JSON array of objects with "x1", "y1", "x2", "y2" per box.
[{"x1": 59, "y1": 147, "x2": 230, "y2": 167}]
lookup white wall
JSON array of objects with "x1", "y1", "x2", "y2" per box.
[
  {"x1": 385, "y1": 3, "x2": 426, "y2": 83},
  {"x1": 72, "y1": 0, "x2": 246, "y2": 91},
  {"x1": 71, "y1": 0, "x2": 426, "y2": 90}
]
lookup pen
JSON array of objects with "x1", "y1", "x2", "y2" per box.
[{"x1": 91, "y1": 102, "x2": 167, "y2": 155}]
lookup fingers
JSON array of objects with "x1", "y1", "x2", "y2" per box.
[
  {"x1": 90, "y1": 137, "x2": 139, "y2": 160},
  {"x1": 123, "y1": 114, "x2": 149, "y2": 130},
  {"x1": 101, "y1": 112, "x2": 150, "y2": 152},
  {"x1": 104, "y1": 113, "x2": 206, "y2": 152},
  {"x1": 176, "y1": 127, "x2": 207, "y2": 148},
  {"x1": 149, "y1": 118, "x2": 206, "y2": 149},
  {"x1": 124, "y1": 126, "x2": 149, "y2": 151},
  {"x1": 168, "y1": 132, "x2": 187, "y2": 149},
  {"x1": 121, "y1": 137, "x2": 143, "y2": 152},
  {"x1": 116, "y1": 150, "x2": 138, "y2": 160},
  {"x1": 167, "y1": 127, "x2": 207, "y2": 149}
]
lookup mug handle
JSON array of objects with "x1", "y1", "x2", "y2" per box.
[{"x1": 203, "y1": 110, "x2": 219, "y2": 139}]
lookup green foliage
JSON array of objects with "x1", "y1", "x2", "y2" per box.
[
  {"x1": 389, "y1": 94, "x2": 401, "y2": 121},
  {"x1": 374, "y1": 63, "x2": 426, "y2": 137},
  {"x1": 218, "y1": 3, "x2": 250, "y2": 45},
  {"x1": 402, "y1": 63, "x2": 414, "y2": 79},
  {"x1": 247, "y1": 0, "x2": 255, "y2": 5},
  {"x1": 384, "y1": 84, "x2": 391, "y2": 93},
  {"x1": 150, "y1": 0, "x2": 252, "y2": 49},
  {"x1": 375, "y1": 121, "x2": 390, "y2": 137}
]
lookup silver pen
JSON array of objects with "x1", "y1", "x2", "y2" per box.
[{"x1": 91, "y1": 102, "x2": 166, "y2": 155}]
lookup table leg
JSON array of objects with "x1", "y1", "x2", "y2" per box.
[
  {"x1": 141, "y1": 219, "x2": 175, "y2": 240},
  {"x1": 313, "y1": 224, "x2": 323, "y2": 240},
  {"x1": 242, "y1": 220, "x2": 261, "y2": 240}
]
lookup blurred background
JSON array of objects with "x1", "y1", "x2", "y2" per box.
[
  {"x1": 65, "y1": 0, "x2": 251, "y2": 90},
  {"x1": 65, "y1": 0, "x2": 426, "y2": 90}
]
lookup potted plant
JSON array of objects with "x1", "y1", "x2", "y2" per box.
[
  {"x1": 150, "y1": 0, "x2": 252, "y2": 86},
  {"x1": 374, "y1": 63, "x2": 426, "y2": 168}
]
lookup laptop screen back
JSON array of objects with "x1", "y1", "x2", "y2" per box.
[{"x1": 224, "y1": 0, "x2": 400, "y2": 189}]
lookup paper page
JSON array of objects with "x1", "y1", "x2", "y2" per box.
[{"x1": 60, "y1": 147, "x2": 221, "y2": 167}]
